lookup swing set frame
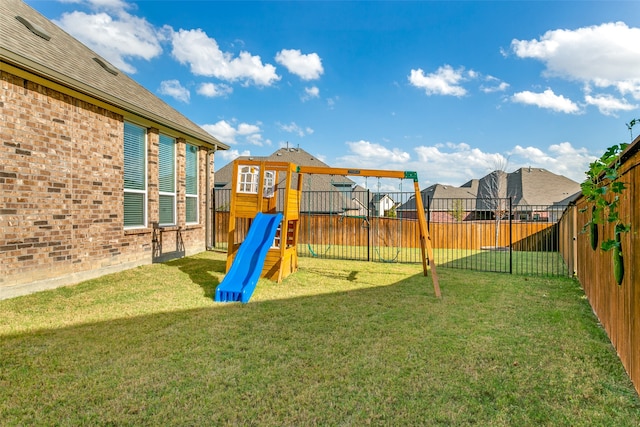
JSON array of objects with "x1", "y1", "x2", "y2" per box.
[
  {"x1": 225, "y1": 159, "x2": 441, "y2": 297},
  {"x1": 297, "y1": 166, "x2": 440, "y2": 298}
]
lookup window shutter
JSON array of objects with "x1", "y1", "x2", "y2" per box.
[
  {"x1": 158, "y1": 135, "x2": 175, "y2": 193},
  {"x1": 124, "y1": 192, "x2": 144, "y2": 227},
  {"x1": 159, "y1": 194, "x2": 174, "y2": 225},
  {"x1": 186, "y1": 144, "x2": 197, "y2": 195},
  {"x1": 185, "y1": 144, "x2": 198, "y2": 223},
  {"x1": 185, "y1": 197, "x2": 197, "y2": 223},
  {"x1": 124, "y1": 123, "x2": 145, "y2": 190}
]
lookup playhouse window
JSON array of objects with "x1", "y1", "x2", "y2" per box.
[
  {"x1": 263, "y1": 170, "x2": 275, "y2": 198},
  {"x1": 238, "y1": 166, "x2": 260, "y2": 194},
  {"x1": 271, "y1": 222, "x2": 282, "y2": 249}
]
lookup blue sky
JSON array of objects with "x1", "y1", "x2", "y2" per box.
[{"x1": 25, "y1": 0, "x2": 640, "y2": 188}]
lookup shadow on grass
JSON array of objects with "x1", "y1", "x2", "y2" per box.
[
  {"x1": 165, "y1": 254, "x2": 226, "y2": 299},
  {"x1": 2, "y1": 265, "x2": 638, "y2": 425},
  {"x1": 438, "y1": 249, "x2": 570, "y2": 276}
]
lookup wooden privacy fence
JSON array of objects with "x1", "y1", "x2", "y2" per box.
[
  {"x1": 212, "y1": 194, "x2": 571, "y2": 275},
  {"x1": 558, "y1": 141, "x2": 639, "y2": 397},
  {"x1": 214, "y1": 211, "x2": 557, "y2": 250}
]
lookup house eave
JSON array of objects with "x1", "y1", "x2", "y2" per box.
[{"x1": 1, "y1": 50, "x2": 229, "y2": 151}]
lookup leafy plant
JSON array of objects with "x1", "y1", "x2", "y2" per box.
[
  {"x1": 580, "y1": 130, "x2": 630, "y2": 285},
  {"x1": 384, "y1": 205, "x2": 397, "y2": 218},
  {"x1": 449, "y1": 199, "x2": 465, "y2": 222},
  {"x1": 625, "y1": 118, "x2": 639, "y2": 140}
]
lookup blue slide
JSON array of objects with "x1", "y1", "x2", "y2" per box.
[{"x1": 215, "y1": 212, "x2": 283, "y2": 303}]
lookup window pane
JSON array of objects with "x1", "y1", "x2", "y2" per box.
[
  {"x1": 186, "y1": 196, "x2": 197, "y2": 223},
  {"x1": 124, "y1": 122, "x2": 145, "y2": 190},
  {"x1": 159, "y1": 135, "x2": 175, "y2": 193},
  {"x1": 159, "y1": 194, "x2": 175, "y2": 225},
  {"x1": 186, "y1": 144, "x2": 198, "y2": 195},
  {"x1": 124, "y1": 192, "x2": 144, "y2": 227}
]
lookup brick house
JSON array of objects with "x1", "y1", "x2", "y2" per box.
[{"x1": 0, "y1": 0, "x2": 228, "y2": 298}]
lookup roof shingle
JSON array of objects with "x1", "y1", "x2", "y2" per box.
[{"x1": 0, "y1": 0, "x2": 228, "y2": 149}]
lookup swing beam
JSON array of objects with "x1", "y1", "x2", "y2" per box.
[{"x1": 297, "y1": 166, "x2": 441, "y2": 297}]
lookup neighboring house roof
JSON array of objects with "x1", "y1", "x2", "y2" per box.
[
  {"x1": 371, "y1": 193, "x2": 393, "y2": 203},
  {"x1": 0, "y1": 0, "x2": 228, "y2": 150},
  {"x1": 554, "y1": 191, "x2": 582, "y2": 207},
  {"x1": 398, "y1": 180, "x2": 479, "y2": 212},
  {"x1": 507, "y1": 167, "x2": 580, "y2": 206},
  {"x1": 399, "y1": 167, "x2": 580, "y2": 212}
]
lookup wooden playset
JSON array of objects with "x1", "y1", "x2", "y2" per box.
[{"x1": 224, "y1": 159, "x2": 440, "y2": 298}]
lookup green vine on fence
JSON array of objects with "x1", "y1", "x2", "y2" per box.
[{"x1": 580, "y1": 123, "x2": 632, "y2": 285}]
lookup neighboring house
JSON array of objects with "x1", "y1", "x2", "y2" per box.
[
  {"x1": 214, "y1": 147, "x2": 364, "y2": 215},
  {"x1": 398, "y1": 179, "x2": 479, "y2": 221},
  {"x1": 370, "y1": 193, "x2": 396, "y2": 217},
  {"x1": 398, "y1": 168, "x2": 580, "y2": 221},
  {"x1": 0, "y1": 0, "x2": 228, "y2": 297}
]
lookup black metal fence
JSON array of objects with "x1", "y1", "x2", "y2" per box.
[{"x1": 211, "y1": 189, "x2": 572, "y2": 277}]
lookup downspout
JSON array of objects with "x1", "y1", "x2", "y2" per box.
[{"x1": 205, "y1": 145, "x2": 216, "y2": 250}]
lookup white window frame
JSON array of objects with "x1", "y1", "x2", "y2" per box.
[
  {"x1": 185, "y1": 143, "x2": 199, "y2": 225},
  {"x1": 237, "y1": 166, "x2": 260, "y2": 194},
  {"x1": 158, "y1": 134, "x2": 176, "y2": 226},
  {"x1": 124, "y1": 122, "x2": 147, "y2": 229},
  {"x1": 263, "y1": 170, "x2": 276, "y2": 198},
  {"x1": 271, "y1": 222, "x2": 282, "y2": 249}
]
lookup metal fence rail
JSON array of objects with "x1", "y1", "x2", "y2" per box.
[{"x1": 212, "y1": 189, "x2": 572, "y2": 276}]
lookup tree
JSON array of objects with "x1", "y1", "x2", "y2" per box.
[
  {"x1": 385, "y1": 205, "x2": 397, "y2": 218},
  {"x1": 449, "y1": 199, "x2": 465, "y2": 222},
  {"x1": 481, "y1": 158, "x2": 510, "y2": 248}
]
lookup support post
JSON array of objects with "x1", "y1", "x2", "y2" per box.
[{"x1": 413, "y1": 180, "x2": 441, "y2": 298}]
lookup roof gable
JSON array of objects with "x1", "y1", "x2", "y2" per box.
[{"x1": 1, "y1": 0, "x2": 227, "y2": 149}]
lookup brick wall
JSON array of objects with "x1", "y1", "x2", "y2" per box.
[{"x1": 1, "y1": 70, "x2": 212, "y2": 294}]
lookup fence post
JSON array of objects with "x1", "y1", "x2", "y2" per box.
[
  {"x1": 214, "y1": 188, "x2": 216, "y2": 249},
  {"x1": 367, "y1": 189, "x2": 371, "y2": 262},
  {"x1": 509, "y1": 197, "x2": 513, "y2": 274},
  {"x1": 426, "y1": 195, "x2": 430, "y2": 231}
]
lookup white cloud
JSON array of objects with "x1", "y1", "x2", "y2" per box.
[
  {"x1": 54, "y1": 10, "x2": 162, "y2": 74},
  {"x1": 275, "y1": 49, "x2": 324, "y2": 80},
  {"x1": 168, "y1": 28, "x2": 280, "y2": 86},
  {"x1": 215, "y1": 149, "x2": 251, "y2": 168},
  {"x1": 277, "y1": 122, "x2": 314, "y2": 137},
  {"x1": 58, "y1": 0, "x2": 131, "y2": 10},
  {"x1": 337, "y1": 140, "x2": 411, "y2": 168},
  {"x1": 58, "y1": 0, "x2": 132, "y2": 11},
  {"x1": 302, "y1": 86, "x2": 320, "y2": 101},
  {"x1": 408, "y1": 65, "x2": 474, "y2": 97},
  {"x1": 405, "y1": 141, "x2": 591, "y2": 185},
  {"x1": 480, "y1": 76, "x2": 510, "y2": 93},
  {"x1": 508, "y1": 142, "x2": 596, "y2": 183},
  {"x1": 325, "y1": 139, "x2": 595, "y2": 187},
  {"x1": 584, "y1": 93, "x2": 637, "y2": 117},
  {"x1": 511, "y1": 22, "x2": 640, "y2": 99},
  {"x1": 197, "y1": 82, "x2": 233, "y2": 98},
  {"x1": 201, "y1": 120, "x2": 265, "y2": 146},
  {"x1": 511, "y1": 89, "x2": 581, "y2": 113},
  {"x1": 158, "y1": 79, "x2": 189, "y2": 103},
  {"x1": 414, "y1": 143, "x2": 507, "y2": 183}
]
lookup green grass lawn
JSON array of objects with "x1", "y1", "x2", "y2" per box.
[{"x1": 1, "y1": 251, "x2": 638, "y2": 426}]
